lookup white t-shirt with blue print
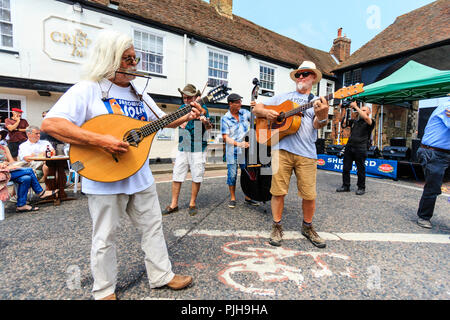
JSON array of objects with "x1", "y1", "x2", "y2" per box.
[
  {"x1": 264, "y1": 91, "x2": 318, "y2": 159},
  {"x1": 46, "y1": 79, "x2": 165, "y2": 195}
]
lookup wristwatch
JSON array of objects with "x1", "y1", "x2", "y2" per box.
[{"x1": 318, "y1": 118, "x2": 328, "y2": 124}]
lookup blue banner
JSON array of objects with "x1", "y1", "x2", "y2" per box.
[{"x1": 317, "y1": 154, "x2": 398, "y2": 179}]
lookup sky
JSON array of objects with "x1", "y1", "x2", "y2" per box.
[{"x1": 203, "y1": 0, "x2": 436, "y2": 54}]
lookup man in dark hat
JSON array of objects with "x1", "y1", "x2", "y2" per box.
[
  {"x1": 162, "y1": 84, "x2": 212, "y2": 217},
  {"x1": 5, "y1": 108, "x2": 29, "y2": 160},
  {"x1": 221, "y1": 93, "x2": 259, "y2": 208}
]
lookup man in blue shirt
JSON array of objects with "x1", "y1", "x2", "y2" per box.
[
  {"x1": 221, "y1": 93, "x2": 259, "y2": 208},
  {"x1": 416, "y1": 103, "x2": 450, "y2": 229},
  {"x1": 162, "y1": 84, "x2": 212, "y2": 217}
]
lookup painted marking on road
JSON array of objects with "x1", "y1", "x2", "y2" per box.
[
  {"x1": 174, "y1": 229, "x2": 450, "y2": 244},
  {"x1": 155, "y1": 175, "x2": 227, "y2": 184}
]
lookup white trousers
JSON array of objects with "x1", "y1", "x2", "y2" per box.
[{"x1": 87, "y1": 183, "x2": 174, "y2": 299}]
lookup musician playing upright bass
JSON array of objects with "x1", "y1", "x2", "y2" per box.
[
  {"x1": 252, "y1": 61, "x2": 329, "y2": 248},
  {"x1": 41, "y1": 29, "x2": 201, "y2": 300}
]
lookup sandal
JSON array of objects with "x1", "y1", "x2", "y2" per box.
[
  {"x1": 16, "y1": 205, "x2": 40, "y2": 213},
  {"x1": 39, "y1": 189, "x2": 59, "y2": 200},
  {"x1": 162, "y1": 205, "x2": 179, "y2": 216}
]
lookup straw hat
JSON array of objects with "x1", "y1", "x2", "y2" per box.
[
  {"x1": 289, "y1": 61, "x2": 322, "y2": 85},
  {"x1": 178, "y1": 84, "x2": 201, "y2": 97}
]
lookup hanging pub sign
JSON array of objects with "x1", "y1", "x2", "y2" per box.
[{"x1": 43, "y1": 16, "x2": 102, "y2": 64}]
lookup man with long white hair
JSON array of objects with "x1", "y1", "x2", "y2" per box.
[{"x1": 42, "y1": 29, "x2": 200, "y2": 300}]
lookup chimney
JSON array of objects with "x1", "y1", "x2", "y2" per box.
[
  {"x1": 330, "y1": 28, "x2": 351, "y2": 63},
  {"x1": 210, "y1": 0, "x2": 233, "y2": 19}
]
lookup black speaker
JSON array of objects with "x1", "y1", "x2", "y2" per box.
[
  {"x1": 367, "y1": 146, "x2": 381, "y2": 158},
  {"x1": 325, "y1": 144, "x2": 345, "y2": 156},
  {"x1": 382, "y1": 146, "x2": 411, "y2": 161},
  {"x1": 316, "y1": 138, "x2": 325, "y2": 154},
  {"x1": 390, "y1": 137, "x2": 406, "y2": 147},
  {"x1": 411, "y1": 139, "x2": 421, "y2": 163}
]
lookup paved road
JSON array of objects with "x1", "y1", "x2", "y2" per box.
[{"x1": 0, "y1": 168, "x2": 448, "y2": 302}]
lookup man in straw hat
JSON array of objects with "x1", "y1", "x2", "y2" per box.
[
  {"x1": 252, "y1": 61, "x2": 330, "y2": 249},
  {"x1": 162, "y1": 84, "x2": 212, "y2": 217},
  {"x1": 42, "y1": 29, "x2": 201, "y2": 300}
]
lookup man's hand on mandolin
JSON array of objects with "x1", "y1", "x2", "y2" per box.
[
  {"x1": 187, "y1": 102, "x2": 202, "y2": 121},
  {"x1": 101, "y1": 134, "x2": 130, "y2": 154}
]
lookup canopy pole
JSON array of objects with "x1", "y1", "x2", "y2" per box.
[{"x1": 378, "y1": 104, "x2": 384, "y2": 149}]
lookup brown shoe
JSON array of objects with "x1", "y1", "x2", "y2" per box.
[
  {"x1": 162, "y1": 205, "x2": 179, "y2": 216},
  {"x1": 166, "y1": 274, "x2": 193, "y2": 290},
  {"x1": 99, "y1": 293, "x2": 117, "y2": 300}
]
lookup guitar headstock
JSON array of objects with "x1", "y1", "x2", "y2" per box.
[
  {"x1": 334, "y1": 83, "x2": 364, "y2": 99},
  {"x1": 204, "y1": 84, "x2": 232, "y2": 104}
]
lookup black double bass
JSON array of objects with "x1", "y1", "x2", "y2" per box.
[{"x1": 240, "y1": 78, "x2": 272, "y2": 202}]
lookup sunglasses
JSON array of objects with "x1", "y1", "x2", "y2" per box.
[
  {"x1": 122, "y1": 56, "x2": 141, "y2": 65},
  {"x1": 294, "y1": 71, "x2": 313, "y2": 79}
]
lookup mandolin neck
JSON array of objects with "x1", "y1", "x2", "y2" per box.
[
  {"x1": 284, "y1": 92, "x2": 334, "y2": 118},
  {"x1": 139, "y1": 96, "x2": 209, "y2": 137}
]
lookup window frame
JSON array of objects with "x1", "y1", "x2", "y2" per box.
[
  {"x1": 0, "y1": 94, "x2": 27, "y2": 128},
  {"x1": 259, "y1": 63, "x2": 275, "y2": 97},
  {"x1": 207, "y1": 48, "x2": 229, "y2": 88},
  {"x1": 132, "y1": 27, "x2": 166, "y2": 76},
  {"x1": 0, "y1": 0, "x2": 16, "y2": 50}
]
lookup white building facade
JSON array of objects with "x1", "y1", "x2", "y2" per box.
[{"x1": 0, "y1": 0, "x2": 336, "y2": 161}]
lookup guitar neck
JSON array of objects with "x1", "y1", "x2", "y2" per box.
[
  {"x1": 139, "y1": 96, "x2": 209, "y2": 137},
  {"x1": 284, "y1": 92, "x2": 334, "y2": 118}
]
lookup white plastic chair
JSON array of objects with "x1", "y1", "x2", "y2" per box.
[{"x1": 64, "y1": 144, "x2": 79, "y2": 193}]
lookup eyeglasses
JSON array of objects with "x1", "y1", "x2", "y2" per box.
[
  {"x1": 294, "y1": 71, "x2": 313, "y2": 79},
  {"x1": 122, "y1": 56, "x2": 141, "y2": 65}
]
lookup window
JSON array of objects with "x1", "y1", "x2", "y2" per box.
[
  {"x1": 352, "y1": 68, "x2": 362, "y2": 84},
  {"x1": 0, "y1": 0, "x2": 13, "y2": 48},
  {"x1": 0, "y1": 95, "x2": 25, "y2": 127},
  {"x1": 326, "y1": 82, "x2": 334, "y2": 105},
  {"x1": 343, "y1": 71, "x2": 351, "y2": 86},
  {"x1": 312, "y1": 83, "x2": 319, "y2": 96},
  {"x1": 156, "y1": 128, "x2": 174, "y2": 141},
  {"x1": 259, "y1": 65, "x2": 275, "y2": 96},
  {"x1": 208, "y1": 50, "x2": 228, "y2": 87},
  {"x1": 134, "y1": 30, "x2": 164, "y2": 74},
  {"x1": 207, "y1": 113, "x2": 222, "y2": 143}
]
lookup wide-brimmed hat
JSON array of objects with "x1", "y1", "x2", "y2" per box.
[
  {"x1": 11, "y1": 108, "x2": 23, "y2": 113},
  {"x1": 178, "y1": 84, "x2": 201, "y2": 97},
  {"x1": 289, "y1": 61, "x2": 322, "y2": 84}
]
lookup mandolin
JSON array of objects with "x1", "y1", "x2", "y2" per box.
[
  {"x1": 69, "y1": 84, "x2": 230, "y2": 182},
  {"x1": 255, "y1": 84, "x2": 364, "y2": 146}
]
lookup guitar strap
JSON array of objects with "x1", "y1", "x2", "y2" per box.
[{"x1": 99, "y1": 80, "x2": 161, "y2": 119}]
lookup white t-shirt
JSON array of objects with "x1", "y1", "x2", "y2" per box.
[
  {"x1": 264, "y1": 91, "x2": 318, "y2": 159},
  {"x1": 18, "y1": 140, "x2": 54, "y2": 160},
  {"x1": 46, "y1": 79, "x2": 166, "y2": 195}
]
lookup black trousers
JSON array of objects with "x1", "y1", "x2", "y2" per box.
[
  {"x1": 342, "y1": 145, "x2": 367, "y2": 189},
  {"x1": 416, "y1": 147, "x2": 450, "y2": 220}
]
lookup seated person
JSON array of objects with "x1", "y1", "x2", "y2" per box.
[
  {"x1": 41, "y1": 110, "x2": 63, "y2": 149},
  {"x1": 0, "y1": 144, "x2": 58, "y2": 212},
  {"x1": 18, "y1": 125, "x2": 54, "y2": 181}
]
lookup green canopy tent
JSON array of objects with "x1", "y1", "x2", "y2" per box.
[
  {"x1": 352, "y1": 61, "x2": 450, "y2": 105},
  {"x1": 350, "y1": 61, "x2": 450, "y2": 148}
]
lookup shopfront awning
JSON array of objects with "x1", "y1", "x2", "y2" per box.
[{"x1": 352, "y1": 61, "x2": 450, "y2": 105}]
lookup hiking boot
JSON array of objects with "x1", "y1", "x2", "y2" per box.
[
  {"x1": 162, "y1": 205, "x2": 178, "y2": 216},
  {"x1": 166, "y1": 274, "x2": 193, "y2": 290},
  {"x1": 336, "y1": 185, "x2": 350, "y2": 192},
  {"x1": 355, "y1": 188, "x2": 365, "y2": 195},
  {"x1": 245, "y1": 198, "x2": 260, "y2": 206},
  {"x1": 269, "y1": 223, "x2": 283, "y2": 247},
  {"x1": 302, "y1": 223, "x2": 326, "y2": 248},
  {"x1": 417, "y1": 218, "x2": 432, "y2": 229},
  {"x1": 228, "y1": 200, "x2": 236, "y2": 208}
]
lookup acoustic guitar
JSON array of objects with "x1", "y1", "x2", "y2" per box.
[
  {"x1": 255, "y1": 84, "x2": 364, "y2": 146},
  {"x1": 69, "y1": 84, "x2": 230, "y2": 182}
]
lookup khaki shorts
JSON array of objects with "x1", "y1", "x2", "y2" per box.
[{"x1": 270, "y1": 149, "x2": 317, "y2": 200}]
